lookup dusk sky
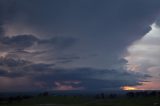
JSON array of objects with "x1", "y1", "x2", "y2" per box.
[{"x1": 0, "y1": 0, "x2": 160, "y2": 92}]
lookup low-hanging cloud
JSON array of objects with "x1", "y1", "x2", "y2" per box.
[{"x1": 0, "y1": 57, "x2": 150, "y2": 91}]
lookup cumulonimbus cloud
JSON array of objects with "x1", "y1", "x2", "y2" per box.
[{"x1": 0, "y1": 0, "x2": 160, "y2": 91}]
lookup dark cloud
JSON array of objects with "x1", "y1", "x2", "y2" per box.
[
  {"x1": 0, "y1": 35, "x2": 38, "y2": 50},
  {"x1": 0, "y1": 34, "x2": 77, "y2": 70},
  {"x1": 0, "y1": 56, "x2": 150, "y2": 91},
  {"x1": 39, "y1": 36, "x2": 77, "y2": 50},
  {"x1": 55, "y1": 55, "x2": 80, "y2": 64},
  {"x1": 0, "y1": 34, "x2": 76, "y2": 52},
  {"x1": 1, "y1": 0, "x2": 160, "y2": 65},
  {"x1": 0, "y1": 0, "x2": 16, "y2": 36},
  {"x1": 23, "y1": 63, "x2": 54, "y2": 73},
  {"x1": 0, "y1": 0, "x2": 160, "y2": 91},
  {"x1": 6, "y1": 0, "x2": 159, "y2": 69},
  {"x1": 0, "y1": 57, "x2": 54, "y2": 78},
  {"x1": 0, "y1": 56, "x2": 29, "y2": 67},
  {"x1": 35, "y1": 68, "x2": 150, "y2": 91},
  {"x1": 9, "y1": 0, "x2": 160, "y2": 39}
]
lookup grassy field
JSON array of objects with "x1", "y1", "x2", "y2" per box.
[{"x1": 0, "y1": 95, "x2": 160, "y2": 106}]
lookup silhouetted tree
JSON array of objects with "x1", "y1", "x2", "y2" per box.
[
  {"x1": 126, "y1": 92, "x2": 135, "y2": 97},
  {"x1": 8, "y1": 97, "x2": 13, "y2": 104},
  {"x1": 101, "y1": 93, "x2": 105, "y2": 99},
  {"x1": 109, "y1": 94, "x2": 117, "y2": 99},
  {"x1": 42, "y1": 92, "x2": 49, "y2": 96}
]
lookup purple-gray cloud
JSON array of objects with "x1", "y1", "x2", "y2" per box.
[{"x1": 0, "y1": 0, "x2": 160, "y2": 91}]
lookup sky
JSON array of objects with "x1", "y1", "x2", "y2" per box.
[{"x1": 0, "y1": 0, "x2": 160, "y2": 92}]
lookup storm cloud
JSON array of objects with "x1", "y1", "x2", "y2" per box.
[
  {"x1": 0, "y1": 0, "x2": 160, "y2": 91},
  {"x1": 0, "y1": 57, "x2": 150, "y2": 91}
]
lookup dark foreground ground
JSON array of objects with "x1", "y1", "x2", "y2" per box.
[{"x1": 0, "y1": 92, "x2": 160, "y2": 106}]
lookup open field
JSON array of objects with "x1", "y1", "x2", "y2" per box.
[{"x1": 0, "y1": 95, "x2": 160, "y2": 106}]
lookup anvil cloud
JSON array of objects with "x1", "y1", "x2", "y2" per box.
[{"x1": 0, "y1": 0, "x2": 160, "y2": 91}]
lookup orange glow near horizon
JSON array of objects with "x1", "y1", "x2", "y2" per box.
[
  {"x1": 134, "y1": 81, "x2": 160, "y2": 90},
  {"x1": 121, "y1": 86, "x2": 137, "y2": 91}
]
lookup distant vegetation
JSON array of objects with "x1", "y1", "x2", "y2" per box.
[{"x1": 0, "y1": 91, "x2": 160, "y2": 106}]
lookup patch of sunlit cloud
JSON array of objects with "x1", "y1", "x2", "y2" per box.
[
  {"x1": 125, "y1": 23, "x2": 160, "y2": 71},
  {"x1": 121, "y1": 86, "x2": 137, "y2": 91},
  {"x1": 124, "y1": 22, "x2": 160, "y2": 90}
]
